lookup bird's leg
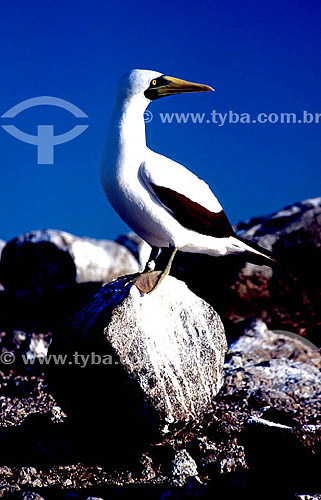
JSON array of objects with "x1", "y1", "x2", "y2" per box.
[
  {"x1": 148, "y1": 245, "x2": 177, "y2": 292},
  {"x1": 144, "y1": 246, "x2": 159, "y2": 272},
  {"x1": 132, "y1": 246, "x2": 177, "y2": 294}
]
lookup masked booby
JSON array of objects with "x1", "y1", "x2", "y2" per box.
[{"x1": 100, "y1": 69, "x2": 274, "y2": 290}]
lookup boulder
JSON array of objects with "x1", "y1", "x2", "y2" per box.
[
  {"x1": 225, "y1": 319, "x2": 321, "y2": 421},
  {"x1": 47, "y1": 274, "x2": 227, "y2": 448},
  {"x1": 0, "y1": 238, "x2": 5, "y2": 252},
  {"x1": 236, "y1": 197, "x2": 321, "y2": 250},
  {"x1": 198, "y1": 319, "x2": 321, "y2": 496},
  {"x1": 0, "y1": 236, "x2": 76, "y2": 302},
  {"x1": 233, "y1": 197, "x2": 321, "y2": 335},
  {"x1": 104, "y1": 276, "x2": 227, "y2": 430},
  {"x1": 0, "y1": 229, "x2": 141, "y2": 331},
  {"x1": 0, "y1": 229, "x2": 140, "y2": 286}
]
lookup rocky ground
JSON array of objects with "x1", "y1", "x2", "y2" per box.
[{"x1": 0, "y1": 198, "x2": 320, "y2": 499}]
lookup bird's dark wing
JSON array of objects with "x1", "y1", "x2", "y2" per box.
[{"x1": 149, "y1": 183, "x2": 235, "y2": 238}]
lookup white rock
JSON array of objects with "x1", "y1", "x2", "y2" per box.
[
  {"x1": 225, "y1": 320, "x2": 321, "y2": 407},
  {"x1": 104, "y1": 275, "x2": 227, "y2": 432},
  {"x1": 171, "y1": 449, "x2": 198, "y2": 486},
  {"x1": 5, "y1": 229, "x2": 140, "y2": 284},
  {"x1": 0, "y1": 239, "x2": 5, "y2": 258}
]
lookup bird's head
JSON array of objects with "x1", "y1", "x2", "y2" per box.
[{"x1": 117, "y1": 69, "x2": 214, "y2": 103}]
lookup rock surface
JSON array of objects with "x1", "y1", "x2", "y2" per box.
[
  {"x1": 1, "y1": 318, "x2": 321, "y2": 498},
  {"x1": 47, "y1": 274, "x2": 227, "y2": 439},
  {"x1": 0, "y1": 228, "x2": 142, "y2": 335},
  {"x1": 171, "y1": 449, "x2": 198, "y2": 486},
  {"x1": 0, "y1": 229, "x2": 140, "y2": 286},
  {"x1": 295, "y1": 496, "x2": 321, "y2": 500},
  {"x1": 237, "y1": 197, "x2": 321, "y2": 250},
  {"x1": 230, "y1": 197, "x2": 321, "y2": 337},
  {"x1": 225, "y1": 320, "x2": 321, "y2": 422}
]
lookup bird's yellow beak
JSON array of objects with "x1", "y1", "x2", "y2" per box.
[
  {"x1": 159, "y1": 76, "x2": 214, "y2": 96},
  {"x1": 144, "y1": 75, "x2": 214, "y2": 100}
]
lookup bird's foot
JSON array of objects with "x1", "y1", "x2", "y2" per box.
[
  {"x1": 133, "y1": 246, "x2": 178, "y2": 294},
  {"x1": 134, "y1": 246, "x2": 178, "y2": 294},
  {"x1": 132, "y1": 270, "x2": 162, "y2": 294}
]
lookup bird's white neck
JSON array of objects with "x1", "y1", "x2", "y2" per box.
[{"x1": 101, "y1": 93, "x2": 149, "y2": 180}]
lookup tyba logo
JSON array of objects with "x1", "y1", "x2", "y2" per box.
[{"x1": 1, "y1": 96, "x2": 88, "y2": 164}]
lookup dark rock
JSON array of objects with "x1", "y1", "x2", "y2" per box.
[
  {"x1": 237, "y1": 197, "x2": 321, "y2": 250},
  {"x1": 0, "y1": 229, "x2": 140, "y2": 287},
  {"x1": 168, "y1": 197, "x2": 321, "y2": 345},
  {"x1": 0, "y1": 237, "x2": 76, "y2": 302},
  {"x1": 0, "y1": 229, "x2": 141, "y2": 331},
  {"x1": 233, "y1": 198, "x2": 321, "y2": 340},
  {"x1": 0, "y1": 234, "x2": 79, "y2": 332},
  {"x1": 138, "y1": 453, "x2": 156, "y2": 481}
]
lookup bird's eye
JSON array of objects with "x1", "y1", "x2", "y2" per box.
[{"x1": 151, "y1": 79, "x2": 157, "y2": 86}]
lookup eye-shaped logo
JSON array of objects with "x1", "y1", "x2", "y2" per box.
[{"x1": 1, "y1": 96, "x2": 88, "y2": 164}]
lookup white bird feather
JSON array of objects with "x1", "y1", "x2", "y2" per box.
[{"x1": 100, "y1": 69, "x2": 274, "y2": 265}]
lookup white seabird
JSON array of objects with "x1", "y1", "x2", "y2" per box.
[{"x1": 100, "y1": 69, "x2": 274, "y2": 288}]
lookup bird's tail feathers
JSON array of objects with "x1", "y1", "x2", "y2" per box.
[{"x1": 232, "y1": 235, "x2": 277, "y2": 267}]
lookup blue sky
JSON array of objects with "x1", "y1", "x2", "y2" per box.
[{"x1": 0, "y1": 0, "x2": 320, "y2": 242}]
